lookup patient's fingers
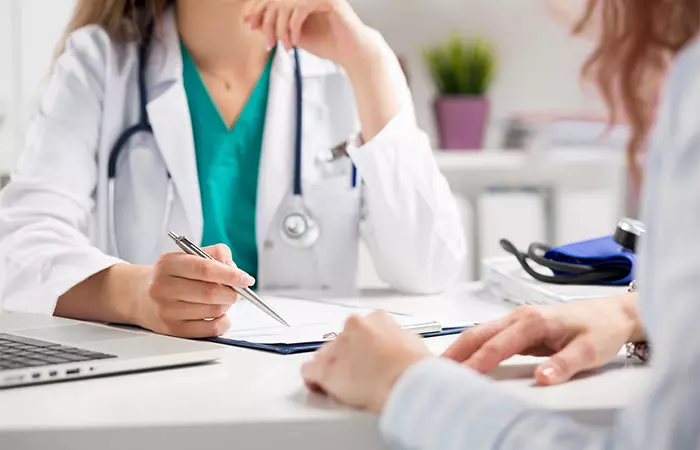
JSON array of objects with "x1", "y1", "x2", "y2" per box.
[{"x1": 442, "y1": 318, "x2": 509, "y2": 362}]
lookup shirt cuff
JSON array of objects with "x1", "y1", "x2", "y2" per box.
[
  {"x1": 347, "y1": 105, "x2": 422, "y2": 183},
  {"x1": 380, "y1": 358, "x2": 534, "y2": 450}
]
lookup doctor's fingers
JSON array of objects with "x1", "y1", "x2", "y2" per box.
[
  {"x1": 159, "y1": 300, "x2": 232, "y2": 322},
  {"x1": 246, "y1": 0, "x2": 333, "y2": 46},
  {"x1": 244, "y1": 0, "x2": 268, "y2": 28},
  {"x1": 289, "y1": 6, "x2": 313, "y2": 47},
  {"x1": 275, "y1": 4, "x2": 294, "y2": 51},
  {"x1": 163, "y1": 314, "x2": 232, "y2": 339},
  {"x1": 202, "y1": 244, "x2": 233, "y2": 264},
  {"x1": 155, "y1": 252, "x2": 255, "y2": 288},
  {"x1": 261, "y1": 4, "x2": 280, "y2": 50},
  {"x1": 151, "y1": 276, "x2": 239, "y2": 305}
]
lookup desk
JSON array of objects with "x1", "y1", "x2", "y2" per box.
[{"x1": 0, "y1": 284, "x2": 649, "y2": 450}]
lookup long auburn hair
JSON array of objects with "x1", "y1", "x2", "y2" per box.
[
  {"x1": 55, "y1": 0, "x2": 175, "y2": 57},
  {"x1": 575, "y1": 0, "x2": 700, "y2": 186}
]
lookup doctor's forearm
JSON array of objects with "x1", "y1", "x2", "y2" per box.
[
  {"x1": 55, "y1": 264, "x2": 150, "y2": 325},
  {"x1": 343, "y1": 42, "x2": 401, "y2": 141}
]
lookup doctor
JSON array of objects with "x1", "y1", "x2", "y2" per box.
[{"x1": 0, "y1": 0, "x2": 465, "y2": 338}]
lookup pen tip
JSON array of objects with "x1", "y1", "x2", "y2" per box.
[{"x1": 167, "y1": 230, "x2": 179, "y2": 240}]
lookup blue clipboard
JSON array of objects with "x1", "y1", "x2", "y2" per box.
[{"x1": 205, "y1": 325, "x2": 473, "y2": 355}]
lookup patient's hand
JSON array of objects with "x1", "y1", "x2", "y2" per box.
[
  {"x1": 301, "y1": 312, "x2": 431, "y2": 412},
  {"x1": 443, "y1": 293, "x2": 643, "y2": 386}
]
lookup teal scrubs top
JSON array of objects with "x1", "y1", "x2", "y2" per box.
[{"x1": 181, "y1": 42, "x2": 274, "y2": 280}]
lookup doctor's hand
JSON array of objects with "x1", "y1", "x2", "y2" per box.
[
  {"x1": 136, "y1": 244, "x2": 255, "y2": 338},
  {"x1": 244, "y1": 0, "x2": 376, "y2": 70},
  {"x1": 301, "y1": 312, "x2": 432, "y2": 413},
  {"x1": 245, "y1": 0, "x2": 401, "y2": 143},
  {"x1": 443, "y1": 293, "x2": 644, "y2": 386}
]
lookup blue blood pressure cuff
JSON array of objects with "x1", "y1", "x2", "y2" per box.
[{"x1": 500, "y1": 235, "x2": 635, "y2": 286}]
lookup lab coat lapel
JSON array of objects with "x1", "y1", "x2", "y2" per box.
[
  {"x1": 257, "y1": 49, "x2": 334, "y2": 245},
  {"x1": 145, "y1": 9, "x2": 203, "y2": 241},
  {"x1": 256, "y1": 50, "x2": 295, "y2": 246}
]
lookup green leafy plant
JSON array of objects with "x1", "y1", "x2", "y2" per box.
[{"x1": 423, "y1": 35, "x2": 497, "y2": 96}]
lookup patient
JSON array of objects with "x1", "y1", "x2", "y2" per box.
[{"x1": 302, "y1": 0, "x2": 700, "y2": 448}]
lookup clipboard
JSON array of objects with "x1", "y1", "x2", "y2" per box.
[
  {"x1": 206, "y1": 325, "x2": 473, "y2": 355},
  {"x1": 200, "y1": 295, "x2": 477, "y2": 355}
]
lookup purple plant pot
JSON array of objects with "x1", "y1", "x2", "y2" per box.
[{"x1": 434, "y1": 96, "x2": 489, "y2": 150}]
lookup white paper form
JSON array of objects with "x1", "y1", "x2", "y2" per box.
[{"x1": 223, "y1": 296, "x2": 439, "y2": 344}]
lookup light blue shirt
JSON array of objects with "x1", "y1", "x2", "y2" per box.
[{"x1": 380, "y1": 37, "x2": 700, "y2": 450}]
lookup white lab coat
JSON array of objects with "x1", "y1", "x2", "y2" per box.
[{"x1": 0, "y1": 10, "x2": 466, "y2": 315}]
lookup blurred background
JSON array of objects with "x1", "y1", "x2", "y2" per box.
[{"x1": 0, "y1": 0, "x2": 628, "y2": 284}]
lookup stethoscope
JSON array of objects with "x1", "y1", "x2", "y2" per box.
[
  {"x1": 107, "y1": 37, "x2": 356, "y2": 256},
  {"x1": 500, "y1": 218, "x2": 644, "y2": 285}
]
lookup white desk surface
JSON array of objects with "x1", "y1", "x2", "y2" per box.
[{"x1": 0, "y1": 284, "x2": 649, "y2": 450}]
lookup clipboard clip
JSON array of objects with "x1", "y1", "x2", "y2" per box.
[
  {"x1": 322, "y1": 332, "x2": 338, "y2": 341},
  {"x1": 320, "y1": 322, "x2": 441, "y2": 342}
]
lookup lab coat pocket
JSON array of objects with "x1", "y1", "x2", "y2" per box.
[
  {"x1": 304, "y1": 175, "x2": 361, "y2": 291},
  {"x1": 112, "y1": 133, "x2": 171, "y2": 264}
]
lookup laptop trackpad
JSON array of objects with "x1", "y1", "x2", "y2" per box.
[{"x1": 14, "y1": 323, "x2": 143, "y2": 345}]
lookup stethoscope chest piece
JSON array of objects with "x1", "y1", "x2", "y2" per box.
[{"x1": 280, "y1": 201, "x2": 320, "y2": 248}]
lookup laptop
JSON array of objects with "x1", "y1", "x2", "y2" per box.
[{"x1": 0, "y1": 311, "x2": 224, "y2": 388}]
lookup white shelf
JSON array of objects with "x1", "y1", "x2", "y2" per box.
[
  {"x1": 434, "y1": 147, "x2": 626, "y2": 192},
  {"x1": 435, "y1": 150, "x2": 530, "y2": 171},
  {"x1": 435, "y1": 147, "x2": 623, "y2": 169}
]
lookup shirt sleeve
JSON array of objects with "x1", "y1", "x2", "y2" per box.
[{"x1": 380, "y1": 358, "x2": 604, "y2": 450}]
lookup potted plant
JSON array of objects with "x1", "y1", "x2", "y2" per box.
[{"x1": 424, "y1": 35, "x2": 496, "y2": 150}]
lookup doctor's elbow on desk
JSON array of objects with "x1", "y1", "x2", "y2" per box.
[{"x1": 376, "y1": 236, "x2": 467, "y2": 295}]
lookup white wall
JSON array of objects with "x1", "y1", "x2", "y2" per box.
[
  {"x1": 0, "y1": 0, "x2": 603, "y2": 170},
  {"x1": 0, "y1": 0, "x2": 75, "y2": 170},
  {"x1": 351, "y1": 0, "x2": 605, "y2": 147},
  {"x1": 0, "y1": 0, "x2": 15, "y2": 171}
]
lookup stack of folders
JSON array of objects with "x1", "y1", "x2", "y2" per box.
[
  {"x1": 211, "y1": 296, "x2": 469, "y2": 354},
  {"x1": 501, "y1": 115, "x2": 629, "y2": 150},
  {"x1": 481, "y1": 257, "x2": 628, "y2": 306}
]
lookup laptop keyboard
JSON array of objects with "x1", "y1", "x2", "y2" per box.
[{"x1": 0, "y1": 333, "x2": 116, "y2": 371}]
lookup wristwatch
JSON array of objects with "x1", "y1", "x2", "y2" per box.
[{"x1": 624, "y1": 280, "x2": 650, "y2": 362}]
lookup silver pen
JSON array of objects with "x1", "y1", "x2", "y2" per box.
[{"x1": 167, "y1": 231, "x2": 290, "y2": 327}]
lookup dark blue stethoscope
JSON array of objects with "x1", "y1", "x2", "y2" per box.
[{"x1": 107, "y1": 40, "x2": 357, "y2": 255}]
